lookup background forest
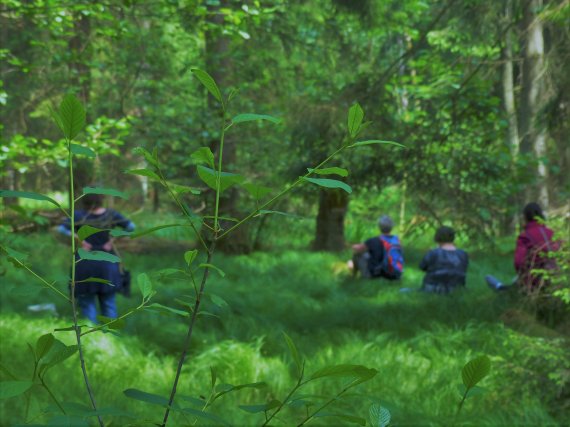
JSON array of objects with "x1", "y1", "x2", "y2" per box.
[{"x1": 1, "y1": 0, "x2": 569, "y2": 426}]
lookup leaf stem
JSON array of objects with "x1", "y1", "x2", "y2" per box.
[
  {"x1": 1, "y1": 250, "x2": 70, "y2": 302},
  {"x1": 213, "y1": 114, "x2": 227, "y2": 233},
  {"x1": 80, "y1": 303, "x2": 145, "y2": 337},
  {"x1": 262, "y1": 377, "x2": 304, "y2": 427},
  {"x1": 40, "y1": 375, "x2": 67, "y2": 414}
]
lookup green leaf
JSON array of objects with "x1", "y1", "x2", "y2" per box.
[
  {"x1": 347, "y1": 102, "x2": 364, "y2": 138},
  {"x1": 133, "y1": 147, "x2": 158, "y2": 167},
  {"x1": 38, "y1": 343, "x2": 78, "y2": 374},
  {"x1": 283, "y1": 332, "x2": 303, "y2": 377},
  {"x1": 170, "y1": 183, "x2": 201, "y2": 196},
  {"x1": 239, "y1": 399, "x2": 281, "y2": 413},
  {"x1": 315, "y1": 412, "x2": 366, "y2": 426},
  {"x1": 123, "y1": 388, "x2": 170, "y2": 406},
  {"x1": 77, "y1": 277, "x2": 113, "y2": 285},
  {"x1": 309, "y1": 364, "x2": 377, "y2": 382},
  {"x1": 308, "y1": 167, "x2": 349, "y2": 177},
  {"x1": 232, "y1": 114, "x2": 281, "y2": 124},
  {"x1": 70, "y1": 144, "x2": 95, "y2": 158},
  {"x1": 120, "y1": 223, "x2": 188, "y2": 239},
  {"x1": 77, "y1": 225, "x2": 105, "y2": 242},
  {"x1": 184, "y1": 250, "x2": 198, "y2": 266},
  {"x1": 197, "y1": 166, "x2": 245, "y2": 192},
  {"x1": 462, "y1": 355, "x2": 491, "y2": 389},
  {"x1": 191, "y1": 147, "x2": 215, "y2": 169},
  {"x1": 302, "y1": 177, "x2": 352, "y2": 194},
  {"x1": 180, "y1": 407, "x2": 230, "y2": 426},
  {"x1": 0, "y1": 190, "x2": 61, "y2": 208},
  {"x1": 58, "y1": 94, "x2": 86, "y2": 140},
  {"x1": 146, "y1": 303, "x2": 189, "y2": 317},
  {"x1": 77, "y1": 249, "x2": 120, "y2": 263},
  {"x1": 109, "y1": 230, "x2": 131, "y2": 238},
  {"x1": 369, "y1": 403, "x2": 391, "y2": 427},
  {"x1": 242, "y1": 182, "x2": 272, "y2": 199},
  {"x1": 126, "y1": 168, "x2": 161, "y2": 181},
  {"x1": 35, "y1": 334, "x2": 55, "y2": 360},
  {"x1": 198, "y1": 263, "x2": 225, "y2": 277},
  {"x1": 209, "y1": 294, "x2": 228, "y2": 308},
  {"x1": 95, "y1": 316, "x2": 125, "y2": 330},
  {"x1": 191, "y1": 69, "x2": 223, "y2": 104},
  {"x1": 214, "y1": 382, "x2": 266, "y2": 400},
  {"x1": 137, "y1": 273, "x2": 152, "y2": 299},
  {"x1": 349, "y1": 140, "x2": 405, "y2": 149},
  {"x1": 0, "y1": 381, "x2": 34, "y2": 399},
  {"x1": 83, "y1": 186, "x2": 128, "y2": 200}
]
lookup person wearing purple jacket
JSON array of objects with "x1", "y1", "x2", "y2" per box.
[{"x1": 486, "y1": 202, "x2": 557, "y2": 292}]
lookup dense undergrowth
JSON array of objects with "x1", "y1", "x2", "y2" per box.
[{"x1": 1, "y1": 231, "x2": 568, "y2": 426}]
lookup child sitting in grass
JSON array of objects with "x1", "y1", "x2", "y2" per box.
[{"x1": 419, "y1": 226, "x2": 468, "y2": 294}]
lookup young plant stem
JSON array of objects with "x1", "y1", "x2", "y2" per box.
[
  {"x1": 454, "y1": 388, "x2": 469, "y2": 425},
  {"x1": 40, "y1": 376, "x2": 67, "y2": 414},
  {"x1": 217, "y1": 145, "x2": 346, "y2": 240},
  {"x1": 262, "y1": 377, "x2": 304, "y2": 427},
  {"x1": 68, "y1": 142, "x2": 104, "y2": 427},
  {"x1": 162, "y1": 107, "x2": 227, "y2": 427},
  {"x1": 161, "y1": 245, "x2": 215, "y2": 427},
  {"x1": 297, "y1": 384, "x2": 351, "y2": 426}
]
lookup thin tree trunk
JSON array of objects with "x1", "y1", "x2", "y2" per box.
[
  {"x1": 502, "y1": 0, "x2": 521, "y2": 233},
  {"x1": 519, "y1": 0, "x2": 550, "y2": 209}
]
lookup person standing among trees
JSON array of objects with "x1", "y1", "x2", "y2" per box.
[
  {"x1": 58, "y1": 193, "x2": 134, "y2": 323},
  {"x1": 419, "y1": 226, "x2": 469, "y2": 294},
  {"x1": 349, "y1": 215, "x2": 404, "y2": 280}
]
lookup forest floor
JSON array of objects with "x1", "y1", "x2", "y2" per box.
[{"x1": 1, "y1": 233, "x2": 569, "y2": 426}]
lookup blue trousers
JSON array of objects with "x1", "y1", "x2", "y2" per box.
[{"x1": 77, "y1": 293, "x2": 117, "y2": 323}]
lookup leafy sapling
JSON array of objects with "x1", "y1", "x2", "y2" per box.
[{"x1": 455, "y1": 355, "x2": 491, "y2": 422}]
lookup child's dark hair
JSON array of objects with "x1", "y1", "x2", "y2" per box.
[
  {"x1": 82, "y1": 193, "x2": 104, "y2": 210},
  {"x1": 434, "y1": 226, "x2": 455, "y2": 244},
  {"x1": 523, "y1": 202, "x2": 545, "y2": 222}
]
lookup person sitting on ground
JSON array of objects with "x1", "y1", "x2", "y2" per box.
[
  {"x1": 349, "y1": 215, "x2": 404, "y2": 280},
  {"x1": 486, "y1": 202, "x2": 557, "y2": 293},
  {"x1": 58, "y1": 193, "x2": 135, "y2": 323},
  {"x1": 419, "y1": 226, "x2": 468, "y2": 294}
]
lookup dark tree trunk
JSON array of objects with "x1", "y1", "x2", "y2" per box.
[
  {"x1": 205, "y1": 0, "x2": 250, "y2": 254},
  {"x1": 312, "y1": 189, "x2": 349, "y2": 252}
]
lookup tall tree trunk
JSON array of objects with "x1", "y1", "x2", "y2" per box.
[
  {"x1": 519, "y1": 0, "x2": 550, "y2": 209},
  {"x1": 312, "y1": 189, "x2": 348, "y2": 252},
  {"x1": 502, "y1": 0, "x2": 521, "y2": 233},
  {"x1": 205, "y1": 0, "x2": 250, "y2": 253}
]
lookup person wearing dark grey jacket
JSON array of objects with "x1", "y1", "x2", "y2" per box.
[{"x1": 420, "y1": 226, "x2": 468, "y2": 294}]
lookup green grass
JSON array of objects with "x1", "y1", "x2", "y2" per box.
[{"x1": 1, "y1": 234, "x2": 568, "y2": 426}]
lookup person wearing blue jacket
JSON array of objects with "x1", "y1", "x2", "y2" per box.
[{"x1": 58, "y1": 193, "x2": 134, "y2": 322}]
